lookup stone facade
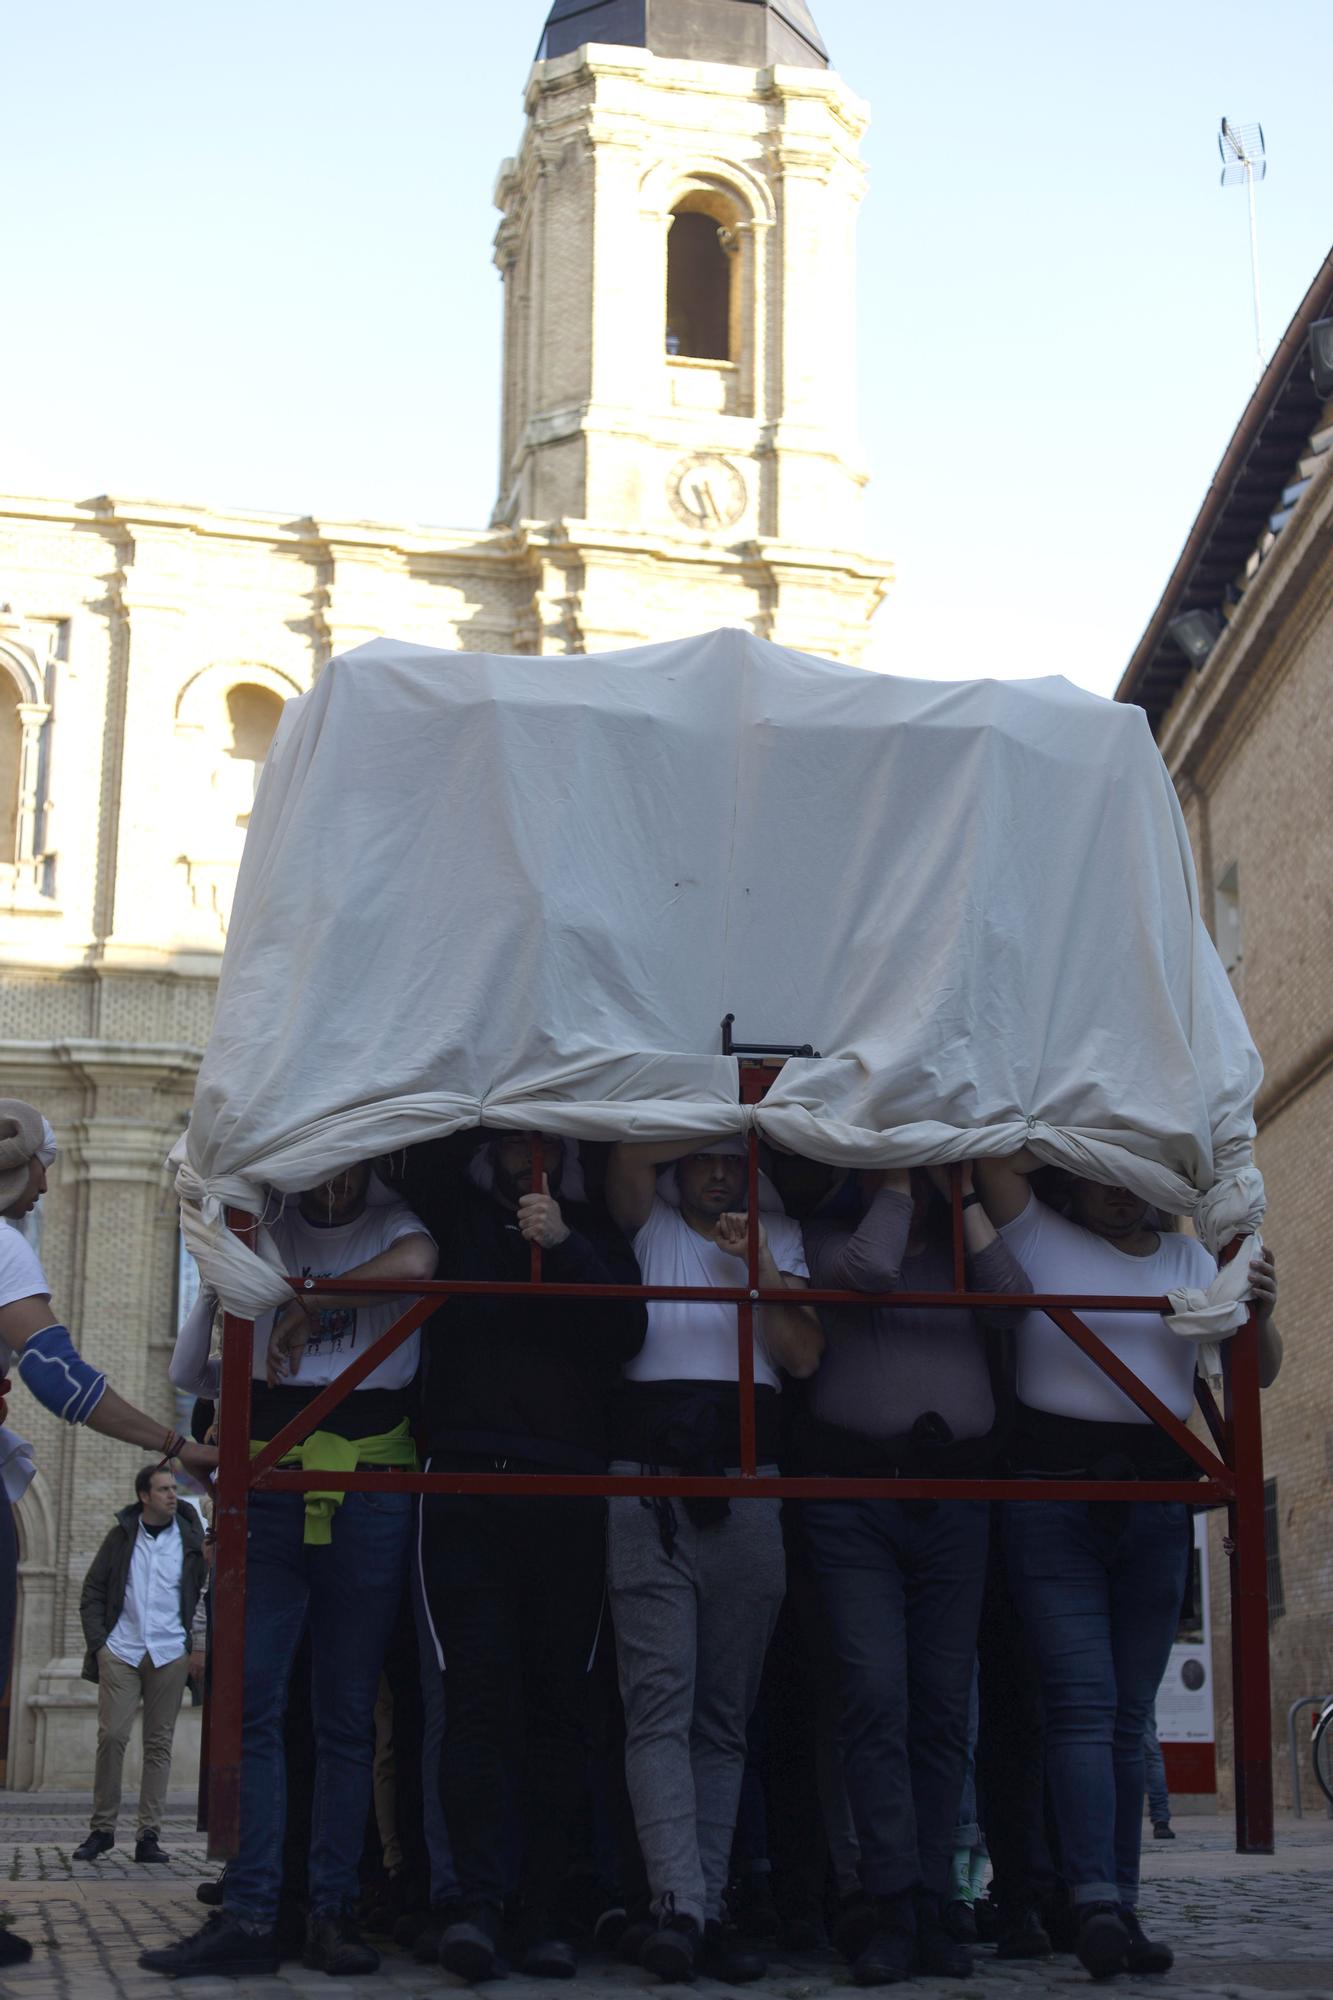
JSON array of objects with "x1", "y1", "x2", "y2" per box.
[
  {"x1": 1129, "y1": 411, "x2": 1333, "y2": 1809},
  {"x1": 0, "y1": 25, "x2": 888, "y2": 1786}
]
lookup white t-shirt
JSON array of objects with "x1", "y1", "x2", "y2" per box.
[
  {"x1": 625, "y1": 1197, "x2": 809, "y2": 1391},
  {"x1": 107, "y1": 1519, "x2": 186, "y2": 1669},
  {"x1": 252, "y1": 1198, "x2": 432, "y2": 1393},
  {"x1": 0, "y1": 1221, "x2": 48, "y2": 1501},
  {"x1": 1000, "y1": 1194, "x2": 1216, "y2": 1424}
]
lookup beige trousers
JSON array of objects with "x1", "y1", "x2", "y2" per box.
[{"x1": 90, "y1": 1648, "x2": 191, "y2": 1835}]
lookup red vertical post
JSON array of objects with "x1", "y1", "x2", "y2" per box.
[
  {"x1": 950, "y1": 1162, "x2": 965, "y2": 1293},
  {"x1": 207, "y1": 1207, "x2": 258, "y2": 1859},
  {"x1": 737, "y1": 1130, "x2": 759, "y2": 1477},
  {"x1": 529, "y1": 1134, "x2": 544, "y2": 1284},
  {"x1": 1224, "y1": 1290, "x2": 1274, "y2": 1853}
]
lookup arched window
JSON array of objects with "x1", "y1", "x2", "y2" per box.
[
  {"x1": 223, "y1": 682, "x2": 284, "y2": 823},
  {"x1": 666, "y1": 197, "x2": 739, "y2": 361}
]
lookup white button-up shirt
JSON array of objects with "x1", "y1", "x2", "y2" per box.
[{"x1": 106, "y1": 1519, "x2": 186, "y2": 1669}]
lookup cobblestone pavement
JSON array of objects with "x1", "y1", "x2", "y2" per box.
[{"x1": 0, "y1": 1799, "x2": 1330, "y2": 2000}]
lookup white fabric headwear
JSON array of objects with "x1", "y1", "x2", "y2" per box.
[{"x1": 0, "y1": 1099, "x2": 45, "y2": 1211}]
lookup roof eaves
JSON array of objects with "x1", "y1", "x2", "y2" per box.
[{"x1": 1116, "y1": 244, "x2": 1333, "y2": 722}]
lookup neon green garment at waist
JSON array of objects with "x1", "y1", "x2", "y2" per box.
[{"x1": 249, "y1": 1418, "x2": 417, "y2": 1545}]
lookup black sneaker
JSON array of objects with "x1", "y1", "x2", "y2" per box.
[
  {"x1": 0, "y1": 1928, "x2": 33, "y2": 1968},
  {"x1": 779, "y1": 1913, "x2": 830, "y2": 1952},
  {"x1": 617, "y1": 1912, "x2": 658, "y2": 1963},
  {"x1": 853, "y1": 1925, "x2": 915, "y2": 1986},
  {"x1": 303, "y1": 1906, "x2": 380, "y2": 1975},
  {"x1": 700, "y1": 1920, "x2": 766, "y2": 1982},
  {"x1": 942, "y1": 1897, "x2": 977, "y2": 1944},
  {"x1": 197, "y1": 1868, "x2": 227, "y2": 1906},
  {"x1": 914, "y1": 1891, "x2": 972, "y2": 1976},
  {"x1": 834, "y1": 1890, "x2": 880, "y2": 1964},
  {"x1": 440, "y1": 1902, "x2": 506, "y2": 1982},
  {"x1": 276, "y1": 1900, "x2": 309, "y2": 1962},
  {"x1": 639, "y1": 1906, "x2": 700, "y2": 1982},
  {"x1": 139, "y1": 1909, "x2": 281, "y2": 1976},
  {"x1": 1075, "y1": 1902, "x2": 1131, "y2": 1980},
  {"x1": 135, "y1": 1830, "x2": 169, "y2": 1865},
  {"x1": 521, "y1": 1935, "x2": 578, "y2": 1978},
  {"x1": 73, "y1": 1828, "x2": 115, "y2": 1863},
  {"x1": 593, "y1": 1905, "x2": 629, "y2": 1952},
  {"x1": 730, "y1": 1873, "x2": 781, "y2": 1945},
  {"x1": 1119, "y1": 1908, "x2": 1174, "y2": 1974},
  {"x1": 1151, "y1": 1820, "x2": 1176, "y2": 1840},
  {"x1": 996, "y1": 1904, "x2": 1053, "y2": 1959},
  {"x1": 410, "y1": 1897, "x2": 464, "y2": 1962}
]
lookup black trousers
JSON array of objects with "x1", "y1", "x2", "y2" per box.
[
  {"x1": 420, "y1": 1472, "x2": 605, "y2": 1928},
  {"x1": 976, "y1": 1510, "x2": 1055, "y2": 1915}
]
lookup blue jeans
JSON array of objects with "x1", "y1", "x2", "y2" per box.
[
  {"x1": 804, "y1": 1499, "x2": 989, "y2": 1901},
  {"x1": 225, "y1": 1488, "x2": 411, "y2": 1927},
  {"x1": 1002, "y1": 1500, "x2": 1190, "y2": 1909},
  {"x1": 1143, "y1": 1713, "x2": 1170, "y2": 1826}
]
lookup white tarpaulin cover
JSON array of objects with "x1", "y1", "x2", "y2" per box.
[{"x1": 176, "y1": 628, "x2": 1264, "y2": 1318}]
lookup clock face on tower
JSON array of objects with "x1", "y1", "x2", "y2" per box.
[{"x1": 667, "y1": 453, "x2": 748, "y2": 531}]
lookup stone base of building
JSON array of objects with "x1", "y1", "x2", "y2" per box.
[{"x1": 19, "y1": 1656, "x2": 202, "y2": 1798}]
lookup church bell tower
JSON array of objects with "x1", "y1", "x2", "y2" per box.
[{"x1": 494, "y1": 0, "x2": 891, "y2": 659}]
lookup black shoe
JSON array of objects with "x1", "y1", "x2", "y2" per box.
[
  {"x1": 197, "y1": 1868, "x2": 227, "y2": 1906},
  {"x1": 303, "y1": 1906, "x2": 380, "y2": 1975},
  {"x1": 779, "y1": 1913, "x2": 830, "y2": 1952},
  {"x1": 139, "y1": 1909, "x2": 281, "y2": 1976},
  {"x1": 135, "y1": 1829, "x2": 169, "y2": 1865},
  {"x1": 441, "y1": 1903, "x2": 506, "y2": 1982},
  {"x1": 913, "y1": 1891, "x2": 972, "y2": 1976},
  {"x1": 1075, "y1": 1902, "x2": 1131, "y2": 1980},
  {"x1": 618, "y1": 1912, "x2": 658, "y2": 1963},
  {"x1": 1151, "y1": 1820, "x2": 1176, "y2": 1840},
  {"x1": 834, "y1": 1890, "x2": 880, "y2": 1964},
  {"x1": 276, "y1": 1900, "x2": 308, "y2": 1961},
  {"x1": 410, "y1": 1896, "x2": 464, "y2": 1962},
  {"x1": 730, "y1": 1873, "x2": 781, "y2": 1946},
  {"x1": 996, "y1": 1904, "x2": 1053, "y2": 1959},
  {"x1": 942, "y1": 1897, "x2": 977, "y2": 1944},
  {"x1": 0, "y1": 1929, "x2": 33, "y2": 1968},
  {"x1": 73, "y1": 1828, "x2": 115, "y2": 1863},
  {"x1": 639, "y1": 1906, "x2": 700, "y2": 1982},
  {"x1": 1044, "y1": 1891, "x2": 1080, "y2": 1955},
  {"x1": 593, "y1": 1905, "x2": 628, "y2": 1951},
  {"x1": 700, "y1": 1919, "x2": 766, "y2": 1982},
  {"x1": 1119, "y1": 1908, "x2": 1174, "y2": 1974},
  {"x1": 521, "y1": 1936, "x2": 577, "y2": 1978},
  {"x1": 853, "y1": 1896, "x2": 916, "y2": 1987},
  {"x1": 972, "y1": 1894, "x2": 1000, "y2": 1945}
]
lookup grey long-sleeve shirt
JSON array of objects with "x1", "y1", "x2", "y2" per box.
[{"x1": 802, "y1": 1188, "x2": 1031, "y2": 1444}]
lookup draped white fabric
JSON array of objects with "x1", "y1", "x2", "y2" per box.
[{"x1": 175, "y1": 629, "x2": 1264, "y2": 1315}]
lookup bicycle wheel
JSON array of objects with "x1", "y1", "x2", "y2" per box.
[{"x1": 1313, "y1": 1702, "x2": 1333, "y2": 1808}]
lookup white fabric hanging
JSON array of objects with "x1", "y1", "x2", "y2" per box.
[{"x1": 175, "y1": 629, "x2": 1265, "y2": 1319}]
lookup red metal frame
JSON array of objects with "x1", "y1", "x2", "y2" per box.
[{"x1": 206, "y1": 1127, "x2": 1273, "y2": 1860}]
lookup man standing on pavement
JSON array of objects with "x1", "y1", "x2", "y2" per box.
[
  {"x1": 603, "y1": 1137, "x2": 822, "y2": 1984},
  {"x1": 75, "y1": 1466, "x2": 207, "y2": 1864}
]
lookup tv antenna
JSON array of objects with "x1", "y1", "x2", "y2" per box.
[{"x1": 1219, "y1": 117, "x2": 1267, "y2": 382}]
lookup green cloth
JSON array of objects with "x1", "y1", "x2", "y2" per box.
[{"x1": 250, "y1": 1419, "x2": 417, "y2": 1545}]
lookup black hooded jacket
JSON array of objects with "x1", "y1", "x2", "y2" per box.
[{"x1": 417, "y1": 1183, "x2": 646, "y2": 1470}]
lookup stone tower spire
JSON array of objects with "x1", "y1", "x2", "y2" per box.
[
  {"x1": 537, "y1": 1, "x2": 828, "y2": 68},
  {"x1": 492, "y1": 3, "x2": 890, "y2": 659}
]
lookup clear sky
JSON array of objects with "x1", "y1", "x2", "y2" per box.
[{"x1": 5, "y1": 1, "x2": 1329, "y2": 694}]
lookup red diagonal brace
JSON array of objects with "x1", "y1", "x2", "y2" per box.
[{"x1": 1044, "y1": 1308, "x2": 1227, "y2": 1480}]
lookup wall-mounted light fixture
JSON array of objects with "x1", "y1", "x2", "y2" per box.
[{"x1": 1167, "y1": 608, "x2": 1225, "y2": 667}]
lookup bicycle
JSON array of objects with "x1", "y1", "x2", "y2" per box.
[{"x1": 1313, "y1": 1696, "x2": 1333, "y2": 1809}]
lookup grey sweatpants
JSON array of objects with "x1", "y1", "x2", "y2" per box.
[{"x1": 607, "y1": 1466, "x2": 786, "y2": 1927}]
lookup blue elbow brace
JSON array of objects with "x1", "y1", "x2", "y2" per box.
[{"x1": 16, "y1": 1324, "x2": 107, "y2": 1425}]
